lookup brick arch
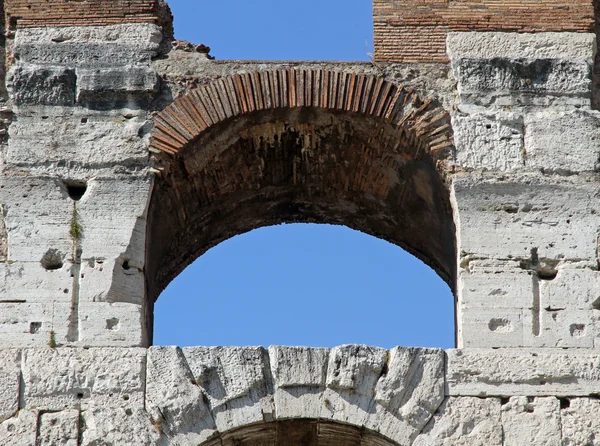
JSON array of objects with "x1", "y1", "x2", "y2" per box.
[
  {"x1": 145, "y1": 69, "x2": 457, "y2": 328},
  {"x1": 150, "y1": 68, "x2": 454, "y2": 163}
]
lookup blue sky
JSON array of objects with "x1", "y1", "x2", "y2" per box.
[{"x1": 153, "y1": 0, "x2": 455, "y2": 349}]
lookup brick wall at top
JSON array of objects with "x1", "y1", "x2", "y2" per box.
[
  {"x1": 374, "y1": 0, "x2": 595, "y2": 63},
  {"x1": 4, "y1": 0, "x2": 170, "y2": 29}
]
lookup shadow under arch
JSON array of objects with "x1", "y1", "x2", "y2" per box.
[
  {"x1": 146, "y1": 68, "x2": 457, "y2": 341},
  {"x1": 198, "y1": 419, "x2": 401, "y2": 445}
]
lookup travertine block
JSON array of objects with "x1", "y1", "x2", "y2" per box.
[
  {"x1": 6, "y1": 112, "x2": 151, "y2": 169},
  {"x1": 459, "y1": 308, "x2": 525, "y2": 348},
  {"x1": 0, "y1": 350, "x2": 20, "y2": 423},
  {"x1": 22, "y1": 348, "x2": 146, "y2": 410},
  {"x1": 268, "y1": 346, "x2": 328, "y2": 420},
  {"x1": 182, "y1": 346, "x2": 274, "y2": 433},
  {"x1": 452, "y1": 112, "x2": 524, "y2": 171},
  {"x1": 39, "y1": 410, "x2": 79, "y2": 446},
  {"x1": 0, "y1": 262, "x2": 74, "y2": 303},
  {"x1": 0, "y1": 302, "x2": 70, "y2": 348},
  {"x1": 0, "y1": 410, "x2": 38, "y2": 446},
  {"x1": 460, "y1": 269, "x2": 533, "y2": 309},
  {"x1": 77, "y1": 302, "x2": 146, "y2": 347},
  {"x1": 501, "y1": 397, "x2": 561, "y2": 446},
  {"x1": 146, "y1": 347, "x2": 215, "y2": 444},
  {"x1": 14, "y1": 24, "x2": 163, "y2": 67},
  {"x1": 524, "y1": 110, "x2": 600, "y2": 173},
  {"x1": 447, "y1": 33, "x2": 596, "y2": 61},
  {"x1": 368, "y1": 347, "x2": 445, "y2": 444},
  {"x1": 77, "y1": 66, "x2": 159, "y2": 102},
  {"x1": 413, "y1": 397, "x2": 503, "y2": 446},
  {"x1": 543, "y1": 268, "x2": 600, "y2": 310},
  {"x1": 80, "y1": 407, "x2": 161, "y2": 446},
  {"x1": 447, "y1": 349, "x2": 600, "y2": 396},
  {"x1": 7, "y1": 65, "x2": 76, "y2": 106},
  {"x1": 523, "y1": 307, "x2": 594, "y2": 348},
  {"x1": 448, "y1": 33, "x2": 595, "y2": 109},
  {"x1": 1, "y1": 177, "x2": 73, "y2": 262},
  {"x1": 454, "y1": 174, "x2": 600, "y2": 263},
  {"x1": 561, "y1": 398, "x2": 600, "y2": 446}
]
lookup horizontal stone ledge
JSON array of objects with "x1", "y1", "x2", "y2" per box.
[
  {"x1": 446, "y1": 32, "x2": 596, "y2": 62},
  {"x1": 447, "y1": 348, "x2": 600, "y2": 397}
]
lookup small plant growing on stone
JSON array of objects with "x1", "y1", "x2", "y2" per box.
[
  {"x1": 69, "y1": 205, "x2": 82, "y2": 241},
  {"x1": 48, "y1": 330, "x2": 56, "y2": 348}
]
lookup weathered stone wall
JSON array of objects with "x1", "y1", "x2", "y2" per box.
[
  {"x1": 0, "y1": 0, "x2": 599, "y2": 444},
  {"x1": 2, "y1": 346, "x2": 600, "y2": 445}
]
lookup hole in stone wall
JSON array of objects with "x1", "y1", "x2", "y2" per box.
[
  {"x1": 153, "y1": 224, "x2": 455, "y2": 348},
  {"x1": 64, "y1": 180, "x2": 88, "y2": 201},
  {"x1": 106, "y1": 318, "x2": 120, "y2": 331},
  {"x1": 40, "y1": 248, "x2": 64, "y2": 270},
  {"x1": 122, "y1": 260, "x2": 130, "y2": 270},
  {"x1": 29, "y1": 322, "x2": 41, "y2": 334},
  {"x1": 560, "y1": 398, "x2": 571, "y2": 409}
]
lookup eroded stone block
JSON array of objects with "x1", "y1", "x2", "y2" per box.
[
  {"x1": 452, "y1": 112, "x2": 524, "y2": 171},
  {"x1": 22, "y1": 348, "x2": 146, "y2": 410},
  {"x1": 39, "y1": 410, "x2": 79, "y2": 446},
  {"x1": 524, "y1": 110, "x2": 600, "y2": 174},
  {"x1": 0, "y1": 409, "x2": 38, "y2": 446},
  {"x1": 80, "y1": 407, "x2": 162, "y2": 446},
  {"x1": 182, "y1": 346, "x2": 274, "y2": 433},
  {"x1": 501, "y1": 397, "x2": 561, "y2": 446},
  {"x1": 0, "y1": 350, "x2": 20, "y2": 423},
  {"x1": 77, "y1": 66, "x2": 159, "y2": 102},
  {"x1": 413, "y1": 397, "x2": 503, "y2": 446},
  {"x1": 561, "y1": 397, "x2": 600, "y2": 446},
  {"x1": 146, "y1": 346, "x2": 216, "y2": 444},
  {"x1": 8, "y1": 66, "x2": 76, "y2": 106},
  {"x1": 269, "y1": 346, "x2": 328, "y2": 420},
  {"x1": 447, "y1": 349, "x2": 600, "y2": 396}
]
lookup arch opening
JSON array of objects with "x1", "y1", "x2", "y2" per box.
[
  {"x1": 153, "y1": 223, "x2": 455, "y2": 348},
  {"x1": 197, "y1": 419, "x2": 400, "y2": 446},
  {"x1": 146, "y1": 70, "x2": 457, "y2": 344}
]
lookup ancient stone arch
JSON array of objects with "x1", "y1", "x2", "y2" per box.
[
  {"x1": 1, "y1": 0, "x2": 600, "y2": 444},
  {"x1": 146, "y1": 69, "x2": 456, "y2": 303}
]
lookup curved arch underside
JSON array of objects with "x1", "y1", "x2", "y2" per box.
[
  {"x1": 147, "y1": 69, "x2": 457, "y2": 305},
  {"x1": 200, "y1": 419, "x2": 399, "y2": 446}
]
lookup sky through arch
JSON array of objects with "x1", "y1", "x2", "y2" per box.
[{"x1": 153, "y1": 0, "x2": 455, "y2": 349}]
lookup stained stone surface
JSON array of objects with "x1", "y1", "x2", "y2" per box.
[
  {"x1": 413, "y1": 397, "x2": 503, "y2": 446},
  {"x1": 0, "y1": 4, "x2": 599, "y2": 443}
]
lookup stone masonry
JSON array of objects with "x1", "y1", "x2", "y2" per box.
[{"x1": 0, "y1": 0, "x2": 600, "y2": 444}]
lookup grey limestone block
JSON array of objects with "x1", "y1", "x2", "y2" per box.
[
  {"x1": 8, "y1": 65, "x2": 76, "y2": 106},
  {"x1": 268, "y1": 346, "x2": 329, "y2": 420},
  {"x1": 413, "y1": 397, "x2": 503, "y2": 446},
  {"x1": 21, "y1": 347, "x2": 147, "y2": 410},
  {"x1": 447, "y1": 349, "x2": 600, "y2": 397},
  {"x1": 0, "y1": 350, "x2": 20, "y2": 423},
  {"x1": 38, "y1": 410, "x2": 79, "y2": 446},
  {"x1": 80, "y1": 407, "x2": 163, "y2": 446},
  {"x1": 146, "y1": 346, "x2": 216, "y2": 445},
  {"x1": 524, "y1": 110, "x2": 600, "y2": 174},
  {"x1": 452, "y1": 112, "x2": 524, "y2": 171},
  {"x1": 182, "y1": 346, "x2": 275, "y2": 434},
  {"x1": 447, "y1": 32, "x2": 596, "y2": 109},
  {"x1": 76, "y1": 66, "x2": 159, "y2": 103},
  {"x1": 13, "y1": 24, "x2": 163, "y2": 68},
  {"x1": 0, "y1": 409, "x2": 38, "y2": 446},
  {"x1": 501, "y1": 397, "x2": 561, "y2": 446},
  {"x1": 320, "y1": 345, "x2": 445, "y2": 446},
  {"x1": 561, "y1": 397, "x2": 600, "y2": 446}
]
